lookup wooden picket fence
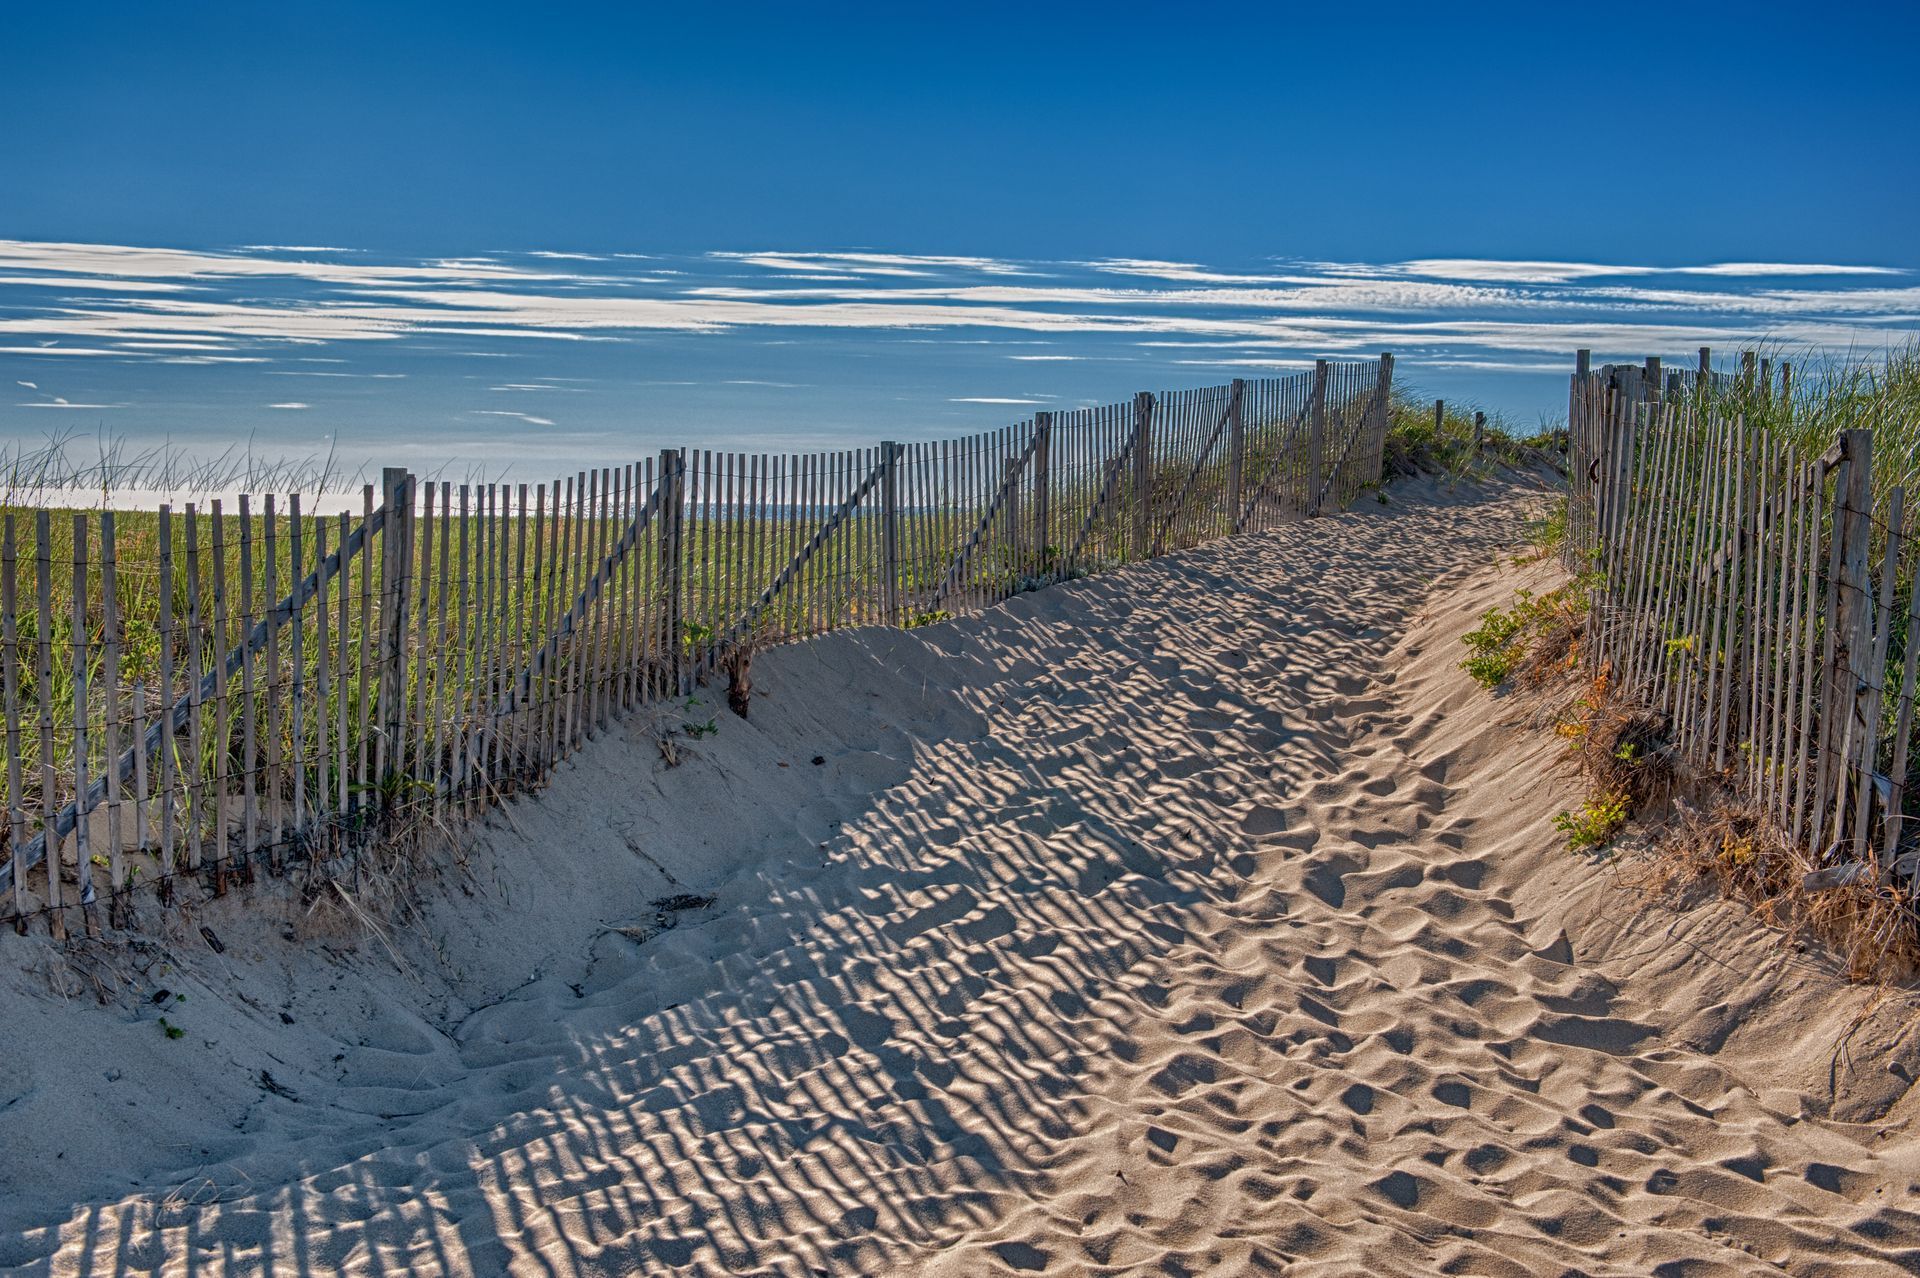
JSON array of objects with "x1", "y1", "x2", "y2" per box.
[
  {"x1": 0, "y1": 356, "x2": 1394, "y2": 939},
  {"x1": 1567, "y1": 348, "x2": 1920, "y2": 889}
]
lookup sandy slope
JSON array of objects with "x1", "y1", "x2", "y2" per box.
[{"x1": 7, "y1": 474, "x2": 1920, "y2": 1277}]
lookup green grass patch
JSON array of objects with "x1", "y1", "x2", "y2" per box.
[
  {"x1": 1552, "y1": 790, "x2": 1630, "y2": 853},
  {"x1": 1459, "y1": 578, "x2": 1591, "y2": 690}
]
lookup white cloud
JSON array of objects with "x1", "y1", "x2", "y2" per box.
[
  {"x1": 1380, "y1": 259, "x2": 1647, "y2": 284},
  {"x1": 17, "y1": 396, "x2": 128, "y2": 408},
  {"x1": 710, "y1": 250, "x2": 1035, "y2": 277},
  {"x1": 1084, "y1": 258, "x2": 1294, "y2": 285},
  {"x1": 15, "y1": 380, "x2": 35, "y2": 389},
  {"x1": 682, "y1": 278, "x2": 1529, "y2": 314},
  {"x1": 1674, "y1": 262, "x2": 1905, "y2": 278},
  {"x1": 268, "y1": 402, "x2": 310, "y2": 409},
  {"x1": 1356, "y1": 258, "x2": 1906, "y2": 285},
  {"x1": 0, "y1": 239, "x2": 598, "y2": 290},
  {"x1": 472, "y1": 409, "x2": 556, "y2": 427},
  {"x1": 0, "y1": 275, "x2": 192, "y2": 292},
  {"x1": 951, "y1": 396, "x2": 1045, "y2": 404}
]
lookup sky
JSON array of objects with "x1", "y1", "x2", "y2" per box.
[{"x1": 3, "y1": 1, "x2": 1916, "y2": 494}]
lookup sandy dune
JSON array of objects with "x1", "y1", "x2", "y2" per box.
[{"x1": 7, "y1": 474, "x2": 1920, "y2": 1276}]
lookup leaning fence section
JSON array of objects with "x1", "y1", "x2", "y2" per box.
[
  {"x1": 0, "y1": 356, "x2": 1393, "y2": 938},
  {"x1": 1567, "y1": 348, "x2": 1918, "y2": 894}
]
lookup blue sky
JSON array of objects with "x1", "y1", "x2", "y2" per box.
[{"x1": 3, "y1": 1, "x2": 1917, "y2": 493}]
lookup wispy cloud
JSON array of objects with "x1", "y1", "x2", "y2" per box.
[
  {"x1": 17, "y1": 395, "x2": 128, "y2": 409},
  {"x1": 0, "y1": 239, "x2": 597, "y2": 290},
  {"x1": 3, "y1": 238, "x2": 1917, "y2": 472},
  {"x1": 267, "y1": 401, "x2": 310, "y2": 409},
  {"x1": 0, "y1": 275, "x2": 194, "y2": 293},
  {"x1": 1084, "y1": 258, "x2": 1293, "y2": 285},
  {"x1": 710, "y1": 250, "x2": 1036, "y2": 277},
  {"x1": 1674, "y1": 262, "x2": 1906, "y2": 278},
  {"x1": 3, "y1": 241, "x2": 1910, "y2": 366},
  {"x1": 471, "y1": 409, "x2": 556, "y2": 427},
  {"x1": 1352, "y1": 258, "x2": 1907, "y2": 285}
]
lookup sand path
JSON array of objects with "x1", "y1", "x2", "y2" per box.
[{"x1": 7, "y1": 476, "x2": 1920, "y2": 1276}]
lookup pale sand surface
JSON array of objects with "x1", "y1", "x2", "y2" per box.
[{"x1": 7, "y1": 474, "x2": 1920, "y2": 1276}]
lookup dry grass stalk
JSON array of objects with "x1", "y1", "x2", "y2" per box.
[{"x1": 1540, "y1": 657, "x2": 1920, "y2": 984}]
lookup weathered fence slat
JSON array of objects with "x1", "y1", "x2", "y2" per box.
[
  {"x1": 4, "y1": 518, "x2": 26, "y2": 929},
  {"x1": 1853, "y1": 488, "x2": 1905, "y2": 860}
]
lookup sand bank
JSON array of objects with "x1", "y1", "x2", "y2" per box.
[{"x1": 5, "y1": 474, "x2": 1920, "y2": 1276}]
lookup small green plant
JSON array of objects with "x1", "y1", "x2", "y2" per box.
[
  {"x1": 157, "y1": 1016, "x2": 185, "y2": 1040},
  {"x1": 905, "y1": 608, "x2": 952, "y2": 628},
  {"x1": 1460, "y1": 596, "x2": 1530, "y2": 687},
  {"x1": 1459, "y1": 576, "x2": 1596, "y2": 690},
  {"x1": 1553, "y1": 790, "x2": 1629, "y2": 853},
  {"x1": 683, "y1": 717, "x2": 718, "y2": 739},
  {"x1": 1525, "y1": 499, "x2": 1568, "y2": 560}
]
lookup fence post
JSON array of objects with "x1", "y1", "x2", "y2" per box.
[
  {"x1": 1824, "y1": 429, "x2": 1874, "y2": 854},
  {"x1": 1369, "y1": 353, "x2": 1394, "y2": 482},
  {"x1": 1031, "y1": 413, "x2": 1053, "y2": 575},
  {"x1": 657, "y1": 449, "x2": 686, "y2": 696},
  {"x1": 1574, "y1": 353, "x2": 1590, "y2": 441},
  {"x1": 880, "y1": 440, "x2": 901, "y2": 625},
  {"x1": 1132, "y1": 391, "x2": 1154, "y2": 558},
  {"x1": 1570, "y1": 352, "x2": 1591, "y2": 565},
  {"x1": 378, "y1": 467, "x2": 413, "y2": 801},
  {"x1": 1472, "y1": 411, "x2": 1485, "y2": 458},
  {"x1": 1593, "y1": 366, "x2": 1621, "y2": 579},
  {"x1": 1307, "y1": 360, "x2": 1329, "y2": 515},
  {"x1": 1224, "y1": 386, "x2": 1244, "y2": 533}
]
